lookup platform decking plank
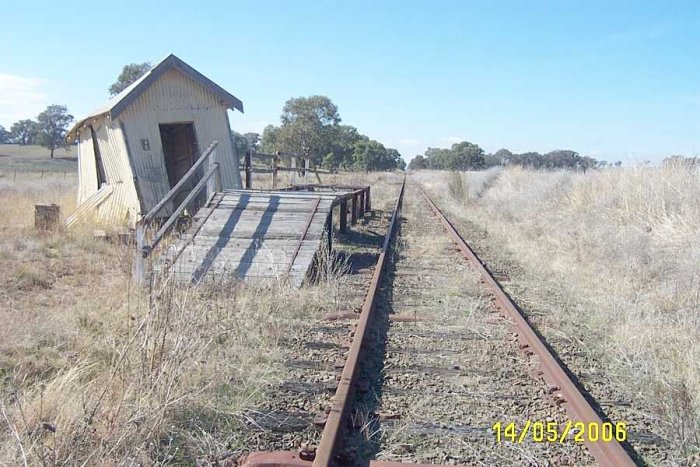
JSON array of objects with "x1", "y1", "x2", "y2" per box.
[{"x1": 155, "y1": 189, "x2": 337, "y2": 286}]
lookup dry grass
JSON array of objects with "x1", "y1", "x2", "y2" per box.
[
  {"x1": 0, "y1": 170, "x2": 401, "y2": 465},
  {"x1": 413, "y1": 167, "x2": 700, "y2": 461},
  {"x1": 0, "y1": 144, "x2": 77, "y2": 175},
  {"x1": 0, "y1": 171, "x2": 393, "y2": 465}
]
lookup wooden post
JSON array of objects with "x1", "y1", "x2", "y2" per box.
[
  {"x1": 365, "y1": 187, "x2": 371, "y2": 212},
  {"x1": 351, "y1": 194, "x2": 358, "y2": 225},
  {"x1": 215, "y1": 149, "x2": 222, "y2": 192},
  {"x1": 272, "y1": 152, "x2": 279, "y2": 189},
  {"x1": 304, "y1": 158, "x2": 310, "y2": 183},
  {"x1": 245, "y1": 150, "x2": 252, "y2": 189},
  {"x1": 133, "y1": 221, "x2": 146, "y2": 284},
  {"x1": 207, "y1": 148, "x2": 221, "y2": 196},
  {"x1": 339, "y1": 201, "x2": 347, "y2": 232},
  {"x1": 326, "y1": 209, "x2": 333, "y2": 253},
  {"x1": 34, "y1": 204, "x2": 60, "y2": 231},
  {"x1": 359, "y1": 191, "x2": 365, "y2": 218},
  {"x1": 290, "y1": 156, "x2": 297, "y2": 186}
]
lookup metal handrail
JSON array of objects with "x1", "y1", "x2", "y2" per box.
[
  {"x1": 143, "y1": 141, "x2": 219, "y2": 221},
  {"x1": 133, "y1": 140, "x2": 221, "y2": 284}
]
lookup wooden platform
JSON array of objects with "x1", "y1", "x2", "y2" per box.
[{"x1": 157, "y1": 189, "x2": 343, "y2": 287}]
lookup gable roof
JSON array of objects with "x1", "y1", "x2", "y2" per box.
[{"x1": 67, "y1": 54, "x2": 244, "y2": 139}]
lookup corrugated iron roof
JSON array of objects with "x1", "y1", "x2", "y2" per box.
[{"x1": 67, "y1": 54, "x2": 244, "y2": 140}]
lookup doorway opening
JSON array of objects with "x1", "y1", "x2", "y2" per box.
[
  {"x1": 159, "y1": 122, "x2": 199, "y2": 187},
  {"x1": 159, "y1": 122, "x2": 203, "y2": 209}
]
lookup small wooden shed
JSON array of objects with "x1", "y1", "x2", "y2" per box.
[{"x1": 66, "y1": 54, "x2": 244, "y2": 226}]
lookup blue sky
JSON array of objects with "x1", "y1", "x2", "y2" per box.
[{"x1": 1, "y1": 1, "x2": 699, "y2": 163}]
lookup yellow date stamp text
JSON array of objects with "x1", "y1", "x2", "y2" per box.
[{"x1": 492, "y1": 420, "x2": 627, "y2": 444}]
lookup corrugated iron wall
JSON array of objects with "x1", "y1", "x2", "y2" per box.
[
  {"x1": 118, "y1": 68, "x2": 242, "y2": 214},
  {"x1": 73, "y1": 67, "x2": 242, "y2": 226},
  {"x1": 93, "y1": 121, "x2": 141, "y2": 225},
  {"x1": 75, "y1": 116, "x2": 141, "y2": 226}
]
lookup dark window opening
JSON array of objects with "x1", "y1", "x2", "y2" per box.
[{"x1": 89, "y1": 125, "x2": 107, "y2": 188}]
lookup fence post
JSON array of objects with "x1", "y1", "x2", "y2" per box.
[
  {"x1": 359, "y1": 191, "x2": 365, "y2": 218},
  {"x1": 133, "y1": 221, "x2": 146, "y2": 284},
  {"x1": 245, "y1": 150, "x2": 252, "y2": 189},
  {"x1": 365, "y1": 187, "x2": 371, "y2": 212}
]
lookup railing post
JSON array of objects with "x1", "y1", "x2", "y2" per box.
[
  {"x1": 304, "y1": 158, "x2": 310, "y2": 183},
  {"x1": 326, "y1": 209, "x2": 333, "y2": 253},
  {"x1": 273, "y1": 152, "x2": 279, "y2": 189},
  {"x1": 365, "y1": 187, "x2": 371, "y2": 212},
  {"x1": 214, "y1": 148, "x2": 222, "y2": 192},
  {"x1": 359, "y1": 191, "x2": 365, "y2": 218},
  {"x1": 339, "y1": 201, "x2": 347, "y2": 232},
  {"x1": 245, "y1": 150, "x2": 252, "y2": 189},
  {"x1": 290, "y1": 156, "x2": 297, "y2": 186},
  {"x1": 133, "y1": 221, "x2": 146, "y2": 284},
  {"x1": 351, "y1": 194, "x2": 357, "y2": 225},
  {"x1": 208, "y1": 147, "x2": 221, "y2": 196}
]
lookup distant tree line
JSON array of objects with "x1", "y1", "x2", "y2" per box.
[
  {"x1": 0, "y1": 63, "x2": 151, "y2": 157},
  {"x1": 408, "y1": 143, "x2": 623, "y2": 172},
  {"x1": 0, "y1": 105, "x2": 74, "y2": 158},
  {"x1": 106, "y1": 65, "x2": 405, "y2": 172},
  {"x1": 232, "y1": 95, "x2": 405, "y2": 172},
  {"x1": 662, "y1": 155, "x2": 698, "y2": 168}
]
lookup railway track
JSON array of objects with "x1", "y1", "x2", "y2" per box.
[{"x1": 239, "y1": 179, "x2": 638, "y2": 466}]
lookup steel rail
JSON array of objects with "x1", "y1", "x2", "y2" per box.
[
  {"x1": 417, "y1": 186, "x2": 636, "y2": 467},
  {"x1": 312, "y1": 176, "x2": 406, "y2": 467},
  {"x1": 238, "y1": 178, "x2": 409, "y2": 467},
  {"x1": 240, "y1": 181, "x2": 634, "y2": 467}
]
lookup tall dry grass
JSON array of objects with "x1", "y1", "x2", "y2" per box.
[
  {"x1": 414, "y1": 167, "x2": 700, "y2": 461},
  {"x1": 0, "y1": 173, "x2": 355, "y2": 465}
]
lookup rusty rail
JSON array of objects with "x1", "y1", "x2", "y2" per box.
[
  {"x1": 239, "y1": 181, "x2": 635, "y2": 467},
  {"x1": 239, "y1": 178, "x2": 407, "y2": 467},
  {"x1": 312, "y1": 177, "x2": 405, "y2": 467},
  {"x1": 418, "y1": 187, "x2": 636, "y2": 467}
]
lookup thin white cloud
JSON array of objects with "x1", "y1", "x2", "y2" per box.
[
  {"x1": 440, "y1": 136, "x2": 462, "y2": 146},
  {"x1": 235, "y1": 119, "x2": 271, "y2": 134},
  {"x1": 0, "y1": 73, "x2": 49, "y2": 127}
]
